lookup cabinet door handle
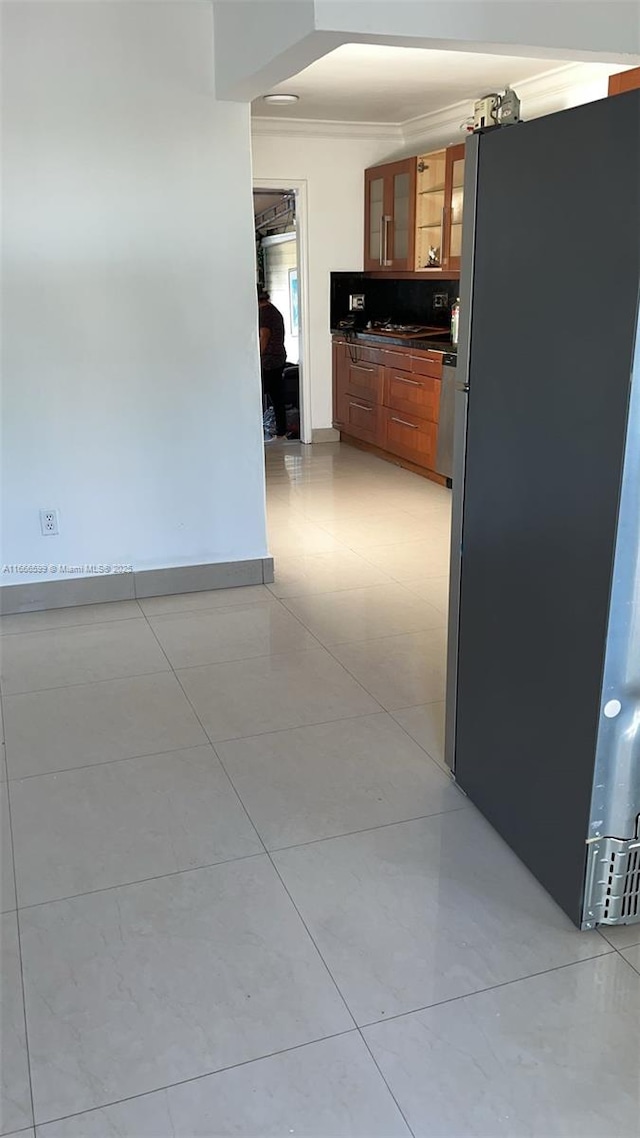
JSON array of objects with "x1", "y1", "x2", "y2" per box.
[
  {"x1": 391, "y1": 416, "x2": 419, "y2": 429},
  {"x1": 379, "y1": 222, "x2": 384, "y2": 266},
  {"x1": 383, "y1": 215, "x2": 392, "y2": 266},
  {"x1": 440, "y1": 206, "x2": 447, "y2": 267},
  {"x1": 351, "y1": 364, "x2": 375, "y2": 373},
  {"x1": 350, "y1": 401, "x2": 374, "y2": 412},
  {"x1": 393, "y1": 375, "x2": 423, "y2": 387}
]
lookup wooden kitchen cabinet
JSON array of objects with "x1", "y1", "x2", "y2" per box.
[
  {"x1": 332, "y1": 336, "x2": 446, "y2": 481},
  {"x1": 384, "y1": 370, "x2": 440, "y2": 423},
  {"x1": 364, "y1": 158, "x2": 417, "y2": 272},
  {"x1": 365, "y1": 142, "x2": 465, "y2": 275},
  {"x1": 609, "y1": 67, "x2": 640, "y2": 95},
  {"x1": 442, "y1": 142, "x2": 465, "y2": 271},
  {"x1": 383, "y1": 408, "x2": 439, "y2": 469}
]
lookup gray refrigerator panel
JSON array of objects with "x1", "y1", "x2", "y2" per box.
[{"x1": 447, "y1": 91, "x2": 640, "y2": 927}]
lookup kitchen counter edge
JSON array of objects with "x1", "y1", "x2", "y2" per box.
[{"x1": 331, "y1": 329, "x2": 458, "y2": 355}]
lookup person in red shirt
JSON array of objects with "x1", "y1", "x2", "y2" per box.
[{"x1": 258, "y1": 287, "x2": 288, "y2": 440}]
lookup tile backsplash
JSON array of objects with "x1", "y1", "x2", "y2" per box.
[{"x1": 330, "y1": 273, "x2": 459, "y2": 330}]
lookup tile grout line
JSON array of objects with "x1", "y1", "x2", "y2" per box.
[
  {"x1": 357, "y1": 948, "x2": 619, "y2": 1032},
  {"x1": 3, "y1": 708, "x2": 397, "y2": 783},
  {"x1": 386, "y1": 708, "x2": 454, "y2": 782},
  {"x1": 4, "y1": 739, "x2": 38, "y2": 1132},
  {"x1": 12, "y1": 808, "x2": 472, "y2": 913},
  {"x1": 14, "y1": 851, "x2": 267, "y2": 913},
  {"x1": 1, "y1": 666, "x2": 170, "y2": 699},
  {"x1": 29, "y1": 1026, "x2": 360, "y2": 1133},
  {"x1": 356, "y1": 1030, "x2": 417, "y2": 1138},
  {"x1": 144, "y1": 603, "x2": 409, "y2": 1129},
  {"x1": 0, "y1": 606, "x2": 145, "y2": 638}
]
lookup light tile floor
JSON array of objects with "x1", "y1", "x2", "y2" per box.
[{"x1": 1, "y1": 441, "x2": 638, "y2": 1137}]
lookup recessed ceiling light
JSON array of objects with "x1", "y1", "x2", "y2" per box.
[{"x1": 262, "y1": 93, "x2": 300, "y2": 105}]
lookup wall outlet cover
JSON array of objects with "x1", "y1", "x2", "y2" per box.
[{"x1": 40, "y1": 508, "x2": 59, "y2": 536}]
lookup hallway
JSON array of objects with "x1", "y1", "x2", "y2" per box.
[{"x1": 1, "y1": 443, "x2": 638, "y2": 1137}]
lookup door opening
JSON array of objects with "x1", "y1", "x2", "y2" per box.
[{"x1": 254, "y1": 183, "x2": 311, "y2": 444}]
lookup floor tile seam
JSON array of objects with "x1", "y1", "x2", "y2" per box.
[
  {"x1": 3, "y1": 741, "x2": 222, "y2": 784},
  {"x1": 182, "y1": 707, "x2": 400, "y2": 750},
  {"x1": 160, "y1": 587, "x2": 392, "y2": 717},
  {"x1": 28, "y1": 1026, "x2": 361, "y2": 1132},
  {"x1": 2, "y1": 667, "x2": 170, "y2": 699},
  {"x1": 606, "y1": 940, "x2": 640, "y2": 970},
  {"x1": 354, "y1": 544, "x2": 449, "y2": 577},
  {"x1": 316, "y1": 634, "x2": 436, "y2": 716},
  {"x1": 210, "y1": 740, "x2": 363, "y2": 1037},
  {"x1": 307, "y1": 507, "x2": 440, "y2": 534},
  {"x1": 355, "y1": 1029, "x2": 416, "y2": 1138},
  {"x1": 276, "y1": 618, "x2": 448, "y2": 651},
  {"x1": 265, "y1": 577, "x2": 401, "y2": 601},
  {"x1": 620, "y1": 951, "x2": 640, "y2": 975},
  {"x1": 265, "y1": 804, "x2": 470, "y2": 856},
  {"x1": 135, "y1": 612, "x2": 271, "y2": 869},
  {"x1": 0, "y1": 612, "x2": 152, "y2": 644},
  {"x1": 14, "y1": 850, "x2": 268, "y2": 913},
  {"x1": 386, "y1": 707, "x2": 452, "y2": 779},
  {"x1": 3, "y1": 739, "x2": 38, "y2": 1131},
  {"x1": 0, "y1": 611, "x2": 145, "y2": 640},
  {"x1": 144, "y1": 598, "x2": 286, "y2": 627},
  {"x1": 277, "y1": 578, "x2": 445, "y2": 607},
  {"x1": 356, "y1": 949, "x2": 618, "y2": 1032}
]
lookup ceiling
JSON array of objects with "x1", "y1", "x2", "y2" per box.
[{"x1": 252, "y1": 44, "x2": 613, "y2": 124}]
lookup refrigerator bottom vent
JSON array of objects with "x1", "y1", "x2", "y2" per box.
[{"x1": 583, "y1": 834, "x2": 640, "y2": 928}]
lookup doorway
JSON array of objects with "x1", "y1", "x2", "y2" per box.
[{"x1": 253, "y1": 182, "x2": 311, "y2": 443}]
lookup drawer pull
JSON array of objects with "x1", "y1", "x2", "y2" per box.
[
  {"x1": 351, "y1": 364, "x2": 375, "y2": 373},
  {"x1": 350, "y1": 401, "x2": 374, "y2": 412},
  {"x1": 393, "y1": 375, "x2": 423, "y2": 387},
  {"x1": 391, "y1": 416, "x2": 419, "y2": 430}
]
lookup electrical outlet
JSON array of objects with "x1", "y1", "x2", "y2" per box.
[
  {"x1": 433, "y1": 293, "x2": 448, "y2": 310},
  {"x1": 349, "y1": 294, "x2": 365, "y2": 312},
  {"x1": 39, "y1": 509, "x2": 59, "y2": 536}
]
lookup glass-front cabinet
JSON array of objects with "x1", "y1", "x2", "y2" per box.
[
  {"x1": 415, "y1": 149, "x2": 447, "y2": 270},
  {"x1": 364, "y1": 159, "x2": 417, "y2": 272},
  {"x1": 443, "y1": 143, "x2": 465, "y2": 271},
  {"x1": 364, "y1": 142, "x2": 466, "y2": 275}
]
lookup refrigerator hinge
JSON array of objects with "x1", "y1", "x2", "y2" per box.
[{"x1": 582, "y1": 835, "x2": 640, "y2": 929}]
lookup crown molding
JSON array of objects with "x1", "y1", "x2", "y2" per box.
[
  {"x1": 251, "y1": 116, "x2": 402, "y2": 143},
  {"x1": 401, "y1": 62, "x2": 622, "y2": 149},
  {"x1": 252, "y1": 62, "x2": 627, "y2": 151}
]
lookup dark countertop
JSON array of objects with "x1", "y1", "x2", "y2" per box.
[{"x1": 331, "y1": 328, "x2": 457, "y2": 354}]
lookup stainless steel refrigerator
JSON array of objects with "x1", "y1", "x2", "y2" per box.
[{"x1": 445, "y1": 89, "x2": 640, "y2": 931}]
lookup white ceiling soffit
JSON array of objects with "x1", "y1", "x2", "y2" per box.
[{"x1": 251, "y1": 44, "x2": 630, "y2": 146}]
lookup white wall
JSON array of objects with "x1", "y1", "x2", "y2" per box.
[
  {"x1": 2, "y1": 1, "x2": 268, "y2": 586},
  {"x1": 251, "y1": 131, "x2": 392, "y2": 429}
]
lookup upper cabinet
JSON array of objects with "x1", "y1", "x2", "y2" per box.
[
  {"x1": 443, "y1": 142, "x2": 465, "y2": 272},
  {"x1": 364, "y1": 158, "x2": 417, "y2": 272},
  {"x1": 608, "y1": 67, "x2": 640, "y2": 95},
  {"x1": 365, "y1": 143, "x2": 465, "y2": 275}
]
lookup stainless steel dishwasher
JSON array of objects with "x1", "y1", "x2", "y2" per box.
[{"x1": 435, "y1": 352, "x2": 457, "y2": 482}]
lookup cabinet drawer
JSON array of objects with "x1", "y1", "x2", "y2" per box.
[
  {"x1": 342, "y1": 394, "x2": 381, "y2": 445},
  {"x1": 345, "y1": 360, "x2": 383, "y2": 403},
  {"x1": 381, "y1": 348, "x2": 412, "y2": 371},
  {"x1": 385, "y1": 371, "x2": 440, "y2": 423},
  {"x1": 411, "y1": 352, "x2": 443, "y2": 379},
  {"x1": 383, "y1": 408, "x2": 438, "y2": 469}
]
